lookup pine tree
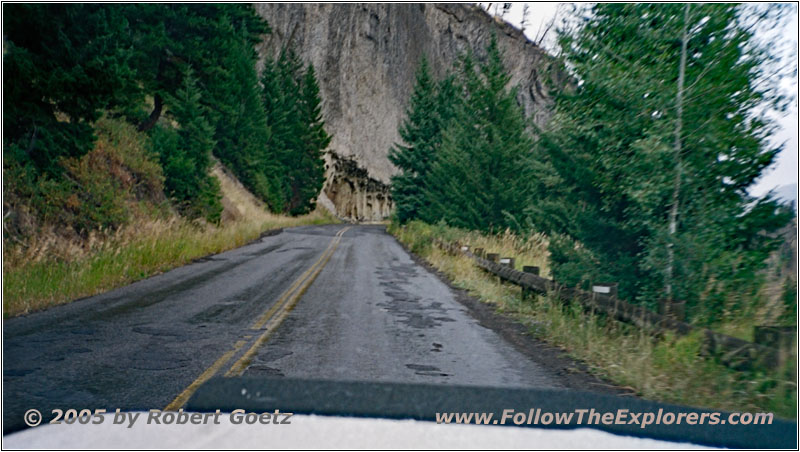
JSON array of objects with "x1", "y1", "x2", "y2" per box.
[
  {"x1": 3, "y1": 4, "x2": 141, "y2": 176},
  {"x1": 157, "y1": 68, "x2": 222, "y2": 222},
  {"x1": 261, "y1": 48, "x2": 330, "y2": 215},
  {"x1": 421, "y1": 37, "x2": 544, "y2": 232},
  {"x1": 260, "y1": 49, "x2": 300, "y2": 213},
  {"x1": 543, "y1": 4, "x2": 794, "y2": 319},
  {"x1": 388, "y1": 56, "x2": 453, "y2": 224},
  {"x1": 211, "y1": 24, "x2": 282, "y2": 211},
  {"x1": 289, "y1": 64, "x2": 331, "y2": 215}
]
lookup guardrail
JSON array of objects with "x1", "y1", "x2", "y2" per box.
[{"x1": 435, "y1": 239, "x2": 794, "y2": 371}]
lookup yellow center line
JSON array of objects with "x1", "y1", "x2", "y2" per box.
[
  {"x1": 163, "y1": 226, "x2": 350, "y2": 410},
  {"x1": 251, "y1": 227, "x2": 348, "y2": 330},
  {"x1": 164, "y1": 340, "x2": 247, "y2": 411},
  {"x1": 224, "y1": 231, "x2": 346, "y2": 377}
]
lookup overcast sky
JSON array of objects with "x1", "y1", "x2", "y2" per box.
[{"x1": 478, "y1": 2, "x2": 798, "y2": 198}]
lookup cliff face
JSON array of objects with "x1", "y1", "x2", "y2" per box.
[{"x1": 254, "y1": 3, "x2": 560, "y2": 220}]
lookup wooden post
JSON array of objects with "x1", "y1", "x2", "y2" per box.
[
  {"x1": 522, "y1": 265, "x2": 540, "y2": 275},
  {"x1": 591, "y1": 282, "x2": 618, "y2": 298},
  {"x1": 659, "y1": 298, "x2": 686, "y2": 321},
  {"x1": 485, "y1": 253, "x2": 499, "y2": 263},
  {"x1": 499, "y1": 257, "x2": 515, "y2": 268},
  {"x1": 521, "y1": 266, "x2": 540, "y2": 300},
  {"x1": 754, "y1": 326, "x2": 797, "y2": 369}
]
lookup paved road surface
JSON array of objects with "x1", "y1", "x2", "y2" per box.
[{"x1": 3, "y1": 224, "x2": 561, "y2": 432}]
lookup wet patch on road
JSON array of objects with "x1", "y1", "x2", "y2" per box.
[
  {"x1": 275, "y1": 246, "x2": 315, "y2": 253},
  {"x1": 244, "y1": 244, "x2": 283, "y2": 257},
  {"x1": 375, "y1": 264, "x2": 456, "y2": 330}
]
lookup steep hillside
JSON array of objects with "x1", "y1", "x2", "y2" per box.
[{"x1": 255, "y1": 3, "x2": 561, "y2": 220}]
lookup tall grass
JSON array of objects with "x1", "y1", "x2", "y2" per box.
[
  {"x1": 389, "y1": 220, "x2": 796, "y2": 419},
  {"x1": 3, "y1": 209, "x2": 336, "y2": 317}
]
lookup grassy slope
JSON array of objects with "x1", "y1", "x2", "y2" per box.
[
  {"x1": 389, "y1": 220, "x2": 796, "y2": 419},
  {"x1": 3, "y1": 159, "x2": 338, "y2": 318}
]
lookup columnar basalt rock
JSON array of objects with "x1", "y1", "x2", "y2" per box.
[
  {"x1": 254, "y1": 3, "x2": 560, "y2": 220},
  {"x1": 321, "y1": 153, "x2": 393, "y2": 222}
]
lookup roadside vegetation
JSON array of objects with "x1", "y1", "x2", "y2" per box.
[
  {"x1": 390, "y1": 4, "x2": 795, "y2": 329},
  {"x1": 3, "y1": 117, "x2": 336, "y2": 317},
  {"x1": 3, "y1": 209, "x2": 333, "y2": 318},
  {"x1": 3, "y1": 4, "x2": 338, "y2": 316},
  {"x1": 387, "y1": 4, "x2": 795, "y2": 418},
  {"x1": 390, "y1": 220, "x2": 796, "y2": 419}
]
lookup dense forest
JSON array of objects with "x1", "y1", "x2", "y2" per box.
[
  {"x1": 3, "y1": 4, "x2": 329, "y2": 236},
  {"x1": 390, "y1": 4, "x2": 795, "y2": 326}
]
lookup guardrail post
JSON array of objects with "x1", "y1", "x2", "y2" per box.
[
  {"x1": 658, "y1": 299, "x2": 686, "y2": 321},
  {"x1": 485, "y1": 253, "x2": 499, "y2": 263},
  {"x1": 591, "y1": 282, "x2": 618, "y2": 298},
  {"x1": 754, "y1": 326, "x2": 797, "y2": 369},
  {"x1": 499, "y1": 257, "x2": 515, "y2": 269},
  {"x1": 521, "y1": 266, "x2": 540, "y2": 300},
  {"x1": 522, "y1": 265, "x2": 540, "y2": 275}
]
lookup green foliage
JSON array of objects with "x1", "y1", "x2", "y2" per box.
[
  {"x1": 3, "y1": 4, "x2": 273, "y2": 231},
  {"x1": 256, "y1": 48, "x2": 331, "y2": 215},
  {"x1": 3, "y1": 4, "x2": 140, "y2": 176},
  {"x1": 153, "y1": 69, "x2": 222, "y2": 223},
  {"x1": 123, "y1": 4, "x2": 270, "y2": 131},
  {"x1": 541, "y1": 4, "x2": 794, "y2": 321},
  {"x1": 779, "y1": 276, "x2": 797, "y2": 326},
  {"x1": 2, "y1": 4, "x2": 268, "y2": 176},
  {"x1": 5, "y1": 3, "x2": 333, "y2": 232},
  {"x1": 290, "y1": 64, "x2": 331, "y2": 215},
  {"x1": 204, "y1": 23, "x2": 277, "y2": 215},
  {"x1": 420, "y1": 37, "x2": 550, "y2": 232},
  {"x1": 4, "y1": 117, "x2": 165, "y2": 239},
  {"x1": 389, "y1": 57, "x2": 457, "y2": 223},
  {"x1": 390, "y1": 38, "x2": 555, "y2": 231}
]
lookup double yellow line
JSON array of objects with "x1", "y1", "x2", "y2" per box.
[{"x1": 164, "y1": 227, "x2": 350, "y2": 411}]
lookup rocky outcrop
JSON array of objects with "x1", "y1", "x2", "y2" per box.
[
  {"x1": 321, "y1": 153, "x2": 393, "y2": 222},
  {"x1": 253, "y1": 3, "x2": 560, "y2": 220}
]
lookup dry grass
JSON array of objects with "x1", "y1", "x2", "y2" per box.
[
  {"x1": 3, "y1": 209, "x2": 336, "y2": 317},
  {"x1": 389, "y1": 220, "x2": 797, "y2": 419},
  {"x1": 3, "y1": 159, "x2": 339, "y2": 317}
]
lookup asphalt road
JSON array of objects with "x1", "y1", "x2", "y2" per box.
[{"x1": 3, "y1": 224, "x2": 563, "y2": 433}]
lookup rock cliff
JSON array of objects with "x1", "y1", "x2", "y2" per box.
[{"x1": 253, "y1": 3, "x2": 561, "y2": 220}]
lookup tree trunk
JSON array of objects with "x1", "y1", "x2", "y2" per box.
[
  {"x1": 666, "y1": 4, "x2": 690, "y2": 302},
  {"x1": 137, "y1": 93, "x2": 163, "y2": 132}
]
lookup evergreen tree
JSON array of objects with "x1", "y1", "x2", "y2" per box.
[
  {"x1": 211, "y1": 25, "x2": 282, "y2": 211},
  {"x1": 542, "y1": 4, "x2": 794, "y2": 319},
  {"x1": 259, "y1": 50, "x2": 299, "y2": 213},
  {"x1": 3, "y1": 4, "x2": 141, "y2": 176},
  {"x1": 422, "y1": 37, "x2": 545, "y2": 232},
  {"x1": 289, "y1": 64, "x2": 331, "y2": 215},
  {"x1": 157, "y1": 68, "x2": 222, "y2": 222},
  {"x1": 124, "y1": 4, "x2": 269, "y2": 132},
  {"x1": 261, "y1": 48, "x2": 330, "y2": 215},
  {"x1": 388, "y1": 56, "x2": 455, "y2": 224}
]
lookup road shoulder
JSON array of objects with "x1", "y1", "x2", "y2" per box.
[{"x1": 393, "y1": 233, "x2": 634, "y2": 398}]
